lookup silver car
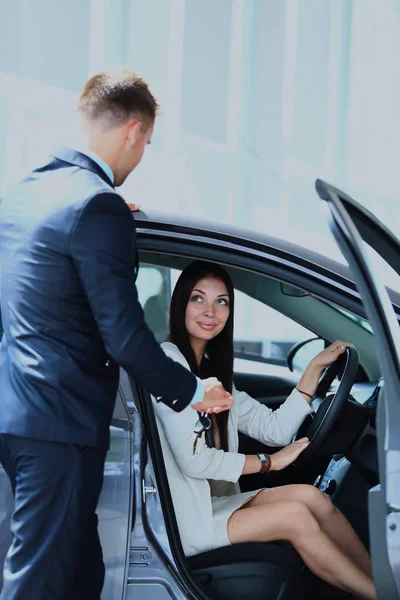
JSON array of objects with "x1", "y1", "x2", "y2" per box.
[{"x1": 1, "y1": 180, "x2": 399, "y2": 599}]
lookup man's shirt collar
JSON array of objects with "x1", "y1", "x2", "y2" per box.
[{"x1": 81, "y1": 151, "x2": 114, "y2": 185}]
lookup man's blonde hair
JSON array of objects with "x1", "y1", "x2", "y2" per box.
[{"x1": 78, "y1": 68, "x2": 159, "y2": 128}]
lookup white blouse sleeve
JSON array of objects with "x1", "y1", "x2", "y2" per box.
[
  {"x1": 235, "y1": 384, "x2": 314, "y2": 447},
  {"x1": 153, "y1": 343, "x2": 245, "y2": 483}
]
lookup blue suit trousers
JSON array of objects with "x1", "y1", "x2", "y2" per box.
[{"x1": 0, "y1": 435, "x2": 106, "y2": 600}]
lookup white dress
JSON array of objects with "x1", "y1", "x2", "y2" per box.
[{"x1": 152, "y1": 342, "x2": 313, "y2": 557}]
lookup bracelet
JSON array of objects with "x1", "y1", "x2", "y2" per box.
[{"x1": 296, "y1": 388, "x2": 314, "y2": 400}]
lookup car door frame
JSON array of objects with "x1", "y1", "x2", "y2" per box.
[
  {"x1": 125, "y1": 376, "x2": 209, "y2": 600},
  {"x1": 135, "y1": 214, "x2": 400, "y2": 328}
]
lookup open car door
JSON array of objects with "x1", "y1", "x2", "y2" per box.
[{"x1": 316, "y1": 179, "x2": 400, "y2": 600}]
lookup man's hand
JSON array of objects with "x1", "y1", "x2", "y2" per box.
[
  {"x1": 192, "y1": 377, "x2": 234, "y2": 414},
  {"x1": 270, "y1": 438, "x2": 310, "y2": 471},
  {"x1": 126, "y1": 202, "x2": 141, "y2": 211}
]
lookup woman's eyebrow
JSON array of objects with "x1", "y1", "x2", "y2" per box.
[{"x1": 192, "y1": 289, "x2": 229, "y2": 298}]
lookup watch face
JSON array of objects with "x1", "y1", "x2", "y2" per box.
[{"x1": 259, "y1": 454, "x2": 266, "y2": 461}]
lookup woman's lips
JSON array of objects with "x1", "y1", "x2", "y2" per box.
[{"x1": 197, "y1": 322, "x2": 216, "y2": 331}]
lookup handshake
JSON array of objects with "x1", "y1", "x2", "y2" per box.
[{"x1": 191, "y1": 378, "x2": 234, "y2": 414}]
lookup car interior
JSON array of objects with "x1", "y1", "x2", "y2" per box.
[{"x1": 130, "y1": 249, "x2": 383, "y2": 600}]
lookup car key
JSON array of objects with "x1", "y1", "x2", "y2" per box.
[
  {"x1": 193, "y1": 411, "x2": 211, "y2": 454},
  {"x1": 194, "y1": 412, "x2": 211, "y2": 434}
]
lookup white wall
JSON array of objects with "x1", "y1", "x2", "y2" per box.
[{"x1": 1, "y1": 0, "x2": 399, "y2": 266}]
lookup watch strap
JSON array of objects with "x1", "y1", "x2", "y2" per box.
[{"x1": 257, "y1": 453, "x2": 271, "y2": 474}]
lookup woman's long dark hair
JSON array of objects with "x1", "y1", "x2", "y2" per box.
[{"x1": 168, "y1": 261, "x2": 234, "y2": 451}]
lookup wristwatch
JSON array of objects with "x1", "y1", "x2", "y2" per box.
[{"x1": 257, "y1": 453, "x2": 271, "y2": 474}]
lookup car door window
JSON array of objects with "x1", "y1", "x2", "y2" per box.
[
  {"x1": 136, "y1": 266, "x2": 173, "y2": 343},
  {"x1": 233, "y1": 290, "x2": 316, "y2": 375}
]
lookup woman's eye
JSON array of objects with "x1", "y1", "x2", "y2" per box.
[
  {"x1": 191, "y1": 295, "x2": 203, "y2": 303},
  {"x1": 217, "y1": 298, "x2": 229, "y2": 306}
]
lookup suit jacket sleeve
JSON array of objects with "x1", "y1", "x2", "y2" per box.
[
  {"x1": 69, "y1": 192, "x2": 196, "y2": 411},
  {"x1": 235, "y1": 385, "x2": 313, "y2": 446},
  {"x1": 153, "y1": 343, "x2": 245, "y2": 482}
]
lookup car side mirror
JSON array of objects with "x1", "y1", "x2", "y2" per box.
[{"x1": 287, "y1": 337, "x2": 325, "y2": 374}]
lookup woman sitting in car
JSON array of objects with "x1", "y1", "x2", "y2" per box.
[{"x1": 152, "y1": 260, "x2": 376, "y2": 600}]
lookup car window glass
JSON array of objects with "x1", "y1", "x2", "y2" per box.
[
  {"x1": 291, "y1": 339, "x2": 325, "y2": 374},
  {"x1": 137, "y1": 266, "x2": 172, "y2": 343},
  {"x1": 233, "y1": 290, "x2": 315, "y2": 371},
  {"x1": 136, "y1": 267, "x2": 164, "y2": 307}
]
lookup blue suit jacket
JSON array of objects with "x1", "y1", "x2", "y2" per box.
[{"x1": 0, "y1": 148, "x2": 196, "y2": 448}]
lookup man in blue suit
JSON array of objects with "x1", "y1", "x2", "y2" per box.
[{"x1": 0, "y1": 69, "x2": 233, "y2": 600}]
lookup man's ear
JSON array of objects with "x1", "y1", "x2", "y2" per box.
[{"x1": 126, "y1": 119, "x2": 143, "y2": 144}]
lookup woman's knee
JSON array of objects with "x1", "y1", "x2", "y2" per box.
[
  {"x1": 279, "y1": 500, "x2": 321, "y2": 541},
  {"x1": 295, "y1": 484, "x2": 335, "y2": 521}
]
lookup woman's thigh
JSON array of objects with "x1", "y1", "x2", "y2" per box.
[
  {"x1": 243, "y1": 484, "x2": 334, "y2": 522},
  {"x1": 228, "y1": 500, "x2": 318, "y2": 545}
]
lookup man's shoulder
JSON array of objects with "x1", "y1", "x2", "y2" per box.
[
  {"x1": 72, "y1": 171, "x2": 118, "y2": 205},
  {"x1": 41, "y1": 149, "x2": 119, "y2": 203},
  {"x1": 0, "y1": 160, "x2": 124, "y2": 241},
  {"x1": 46, "y1": 162, "x2": 124, "y2": 217},
  {"x1": 4, "y1": 155, "x2": 117, "y2": 202},
  {"x1": 75, "y1": 182, "x2": 130, "y2": 223}
]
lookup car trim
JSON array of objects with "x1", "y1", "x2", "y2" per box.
[
  {"x1": 137, "y1": 233, "x2": 385, "y2": 320},
  {"x1": 133, "y1": 381, "x2": 209, "y2": 600}
]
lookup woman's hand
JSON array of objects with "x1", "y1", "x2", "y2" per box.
[
  {"x1": 296, "y1": 340, "x2": 356, "y2": 403},
  {"x1": 270, "y1": 438, "x2": 310, "y2": 471},
  {"x1": 242, "y1": 438, "x2": 310, "y2": 475},
  {"x1": 310, "y1": 340, "x2": 355, "y2": 370}
]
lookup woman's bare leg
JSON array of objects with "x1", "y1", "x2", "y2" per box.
[
  {"x1": 245, "y1": 484, "x2": 372, "y2": 577},
  {"x1": 228, "y1": 500, "x2": 376, "y2": 600}
]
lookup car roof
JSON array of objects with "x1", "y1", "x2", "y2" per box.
[
  {"x1": 134, "y1": 209, "x2": 400, "y2": 308},
  {"x1": 134, "y1": 209, "x2": 346, "y2": 271}
]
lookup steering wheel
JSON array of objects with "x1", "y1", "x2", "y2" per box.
[{"x1": 292, "y1": 346, "x2": 359, "y2": 468}]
